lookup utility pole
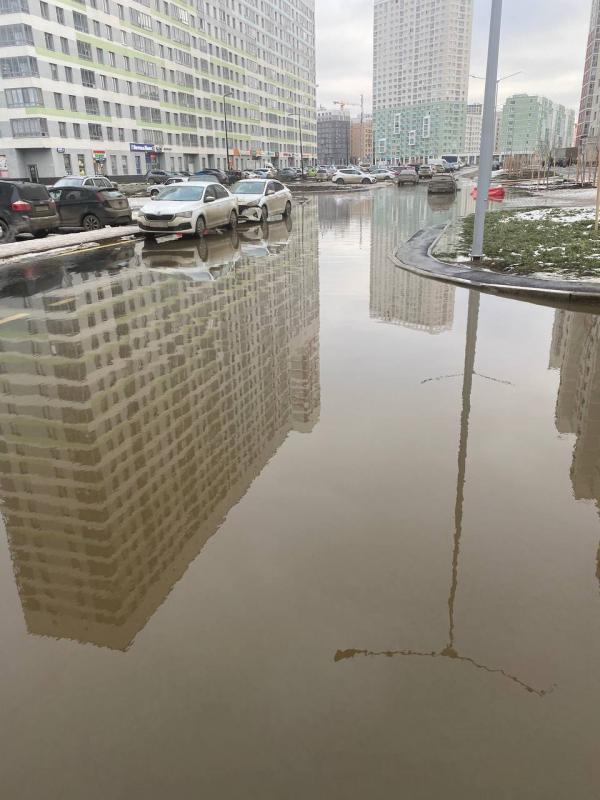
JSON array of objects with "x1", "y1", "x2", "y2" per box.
[
  {"x1": 223, "y1": 88, "x2": 233, "y2": 171},
  {"x1": 297, "y1": 108, "x2": 305, "y2": 176},
  {"x1": 360, "y1": 94, "x2": 364, "y2": 165},
  {"x1": 472, "y1": 0, "x2": 503, "y2": 260}
]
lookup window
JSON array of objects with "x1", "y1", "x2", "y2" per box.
[
  {"x1": 105, "y1": 24, "x2": 112, "y2": 40},
  {"x1": 110, "y1": 154, "x2": 117, "y2": 174},
  {"x1": 58, "y1": 121, "x2": 67, "y2": 137},
  {"x1": 56, "y1": 6, "x2": 64, "y2": 23},
  {"x1": 123, "y1": 55, "x2": 130, "y2": 70},
  {"x1": 96, "y1": 48, "x2": 104, "y2": 64},
  {"x1": 53, "y1": 92, "x2": 63, "y2": 109},
  {"x1": 408, "y1": 130, "x2": 416, "y2": 146},
  {"x1": 118, "y1": 127, "x2": 124, "y2": 141},
  {"x1": 5, "y1": 86, "x2": 43, "y2": 107},
  {"x1": 112, "y1": 78, "x2": 119, "y2": 92},
  {"x1": 0, "y1": 24, "x2": 34, "y2": 46},
  {"x1": 93, "y1": 20, "x2": 101, "y2": 37},
  {"x1": 109, "y1": 52, "x2": 116, "y2": 67},
  {"x1": 0, "y1": 55, "x2": 38, "y2": 78},
  {"x1": 81, "y1": 69, "x2": 95, "y2": 88},
  {"x1": 73, "y1": 12, "x2": 88, "y2": 33},
  {"x1": 44, "y1": 32, "x2": 55, "y2": 50},
  {"x1": 50, "y1": 63, "x2": 59, "y2": 80},
  {"x1": 106, "y1": 126, "x2": 114, "y2": 140},
  {"x1": 121, "y1": 155, "x2": 128, "y2": 173},
  {"x1": 63, "y1": 153, "x2": 72, "y2": 174},
  {"x1": 0, "y1": 0, "x2": 29, "y2": 9},
  {"x1": 126, "y1": 81, "x2": 133, "y2": 95},
  {"x1": 40, "y1": 1, "x2": 49, "y2": 18},
  {"x1": 129, "y1": 105, "x2": 135, "y2": 118},
  {"x1": 99, "y1": 74, "x2": 107, "y2": 90},
  {"x1": 73, "y1": 122, "x2": 81, "y2": 138},
  {"x1": 134, "y1": 155, "x2": 142, "y2": 175},
  {"x1": 121, "y1": 30, "x2": 127, "y2": 45},
  {"x1": 115, "y1": 102, "x2": 121, "y2": 116},
  {"x1": 84, "y1": 96, "x2": 99, "y2": 115},
  {"x1": 10, "y1": 117, "x2": 48, "y2": 137},
  {"x1": 117, "y1": 3, "x2": 123, "y2": 18},
  {"x1": 103, "y1": 101, "x2": 109, "y2": 116},
  {"x1": 64, "y1": 65, "x2": 73, "y2": 82},
  {"x1": 60, "y1": 37, "x2": 69, "y2": 54},
  {"x1": 422, "y1": 115, "x2": 431, "y2": 139},
  {"x1": 88, "y1": 123, "x2": 102, "y2": 139},
  {"x1": 77, "y1": 40, "x2": 92, "y2": 60},
  {"x1": 69, "y1": 95, "x2": 77, "y2": 111}
]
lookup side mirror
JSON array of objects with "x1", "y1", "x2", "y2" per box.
[
  {"x1": 266, "y1": 189, "x2": 275, "y2": 195},
  {"x1": 205, "y1": 196, "x2": 215, "y2": 203}
]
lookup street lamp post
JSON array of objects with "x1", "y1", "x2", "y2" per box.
[
  {"x1": 297, "y1": 108, "x2": 305, "y2": 176},
  {"x1": 223, "y1": 88, "x2": 234, "y2": 171},
  {"x1": 472, "y1": 0, "x2": 503, "y2": 261}
]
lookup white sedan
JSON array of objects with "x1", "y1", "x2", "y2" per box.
[
  {"x1": 138, "y1": 181, "x2": 238, "y2": 237},
  {"x1": 331, "y1": 168, "x2": 376, "y2": 185},
  {"x1": 230, "y1": 178, "x2": 292, "y2": 222}
]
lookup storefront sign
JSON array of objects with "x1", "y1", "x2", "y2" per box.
[
  {"x1": 129, "y1": 143, "x2": 154, "y2": 152},
  {"x1": 93, "y1": 150, "x2": 106, "y2": 162},
  {"x1": 56, "y1": 147, "x2": 65, "y2": 153}
]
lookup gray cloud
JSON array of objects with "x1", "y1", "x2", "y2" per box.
[{"x1": 316, "y1": 0, "x2": 589, "y2": 113}]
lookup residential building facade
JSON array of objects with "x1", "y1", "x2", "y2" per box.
[
  {"x1": 317, "y1": 107, "x2": 349, "y2": 165},
  {"x1": 498, "y1": 94, "x2": 575, "y2": 155},
  {"x1": 577, "y1": 0, "x2": 600, "y2": 146},
  {"x1": 0, "y1": 0, "x2": 317, "y2": 180},
  {"x1": 372, "y1": 0, "x2": 473, "y2": 165},
  {"x1": 350, "y1": 114, "x2": 372, "y2": 165},
  {"x1": 464, "y1": 102, "x2": 482, "y2": 163}
]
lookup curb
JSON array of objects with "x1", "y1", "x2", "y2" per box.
[
  {"x1": 393, "y1": 225, "x2": 600, "y2": 305},
  {"x1": 0, "y1": 225, "x2": 143, "y2": 264}
]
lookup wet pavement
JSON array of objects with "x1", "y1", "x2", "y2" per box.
[{"x1": 1, "y1": 184, "x2": 600, "y2": 799}]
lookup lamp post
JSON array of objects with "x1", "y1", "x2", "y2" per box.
[
  {"x1": 472, "y1": 0, "x2": 503, "y2": 261},
  {"x1": 223, "y1": 87, "x2": 234, "y2": 171},
  {"x1": 297, "y1": 108, "x2": 305, "y2": 176}
]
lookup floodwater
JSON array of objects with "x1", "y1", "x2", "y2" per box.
[{"x1": 1, "y1": 185, "x2": 600, "y2": 799}]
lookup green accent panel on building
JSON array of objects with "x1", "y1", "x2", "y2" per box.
[{"x1": 373, "y1": 101, "x2": 467, "y2": 161}]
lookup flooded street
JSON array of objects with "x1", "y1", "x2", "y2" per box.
[{"x1": 1, "y1": 185, "x2": 600, "y2": 799}]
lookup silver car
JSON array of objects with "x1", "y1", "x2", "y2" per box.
[
  {"x1": 231, "y1": 178, "x2": 292, "y2": 222},
  {"x1": 138, "y1": 181, "x2": 238, "y2": 237},
  {"x1": 331, "y1": 168, "x2": 376, "y2": 186}
]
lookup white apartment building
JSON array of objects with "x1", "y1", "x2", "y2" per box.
[
  {"x1": 0, "y1": 0, "x2": 316, "y2": 180},
  {"x1": 372, "y1": 0, "x2": 473, "y2": 164},
  {"x1": 464, "y1": 102, "x2": 482, "y2": 162},
  {"x1": 577, "y1": 0, "x2": 600, "y2": 145}
]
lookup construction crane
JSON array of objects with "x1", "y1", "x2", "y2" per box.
[{"x1": 333, "y1": 100, "x2": 359, "y2": 113}]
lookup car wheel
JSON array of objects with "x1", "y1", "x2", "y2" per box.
[
  {"x1": 261, "y1": 205, "x2": 269, "y2": 222},
  {"x1": 283, "y1": 201, "x2": 292, "y2": 218},
  {"x1": 336, "y1": 178, "x2": 344, "y2": 185},
  {"x1": 32, "y1": 230, "x2": 49, "y2": 238},
  {"x1": 0, "y1": 218, "x2": 15, "y2": 244},
  {"x1": 82, "y1": 214, "x2": 102, "y2": 231},
  {"x1": 228, "y1": 209, "x2": 238, "y2": 229},
  {"x1": 150, "y1": 189, "x2": 160, "y2": 198},
  {"x1": 361, "y1": 178, "x2": 370, "y2": 185},
  {"x1": 194, "y1": 215, "x2": 207, "y2": 238}
]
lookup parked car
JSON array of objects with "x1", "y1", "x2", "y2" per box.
[
  {"x1": 49, "y1": 185, "x2": 132, "y2": 229},
  {"x1": 54, "y1": 175, "x2": 119, "y2": 191},
  {"x1": 369, "y1": 168, "x2": 396, "y2": 181},
  {"x1": 418, "y1": 165, "x2": 434, "y2": 179},
  {"x1": 396, "y1": 167, "x2": 419, "y2": 186},
  {"x1": 142, "y1": 230, "x2": 241, "y2": 282},
  {"x1": 332, "y1": 168, "x2": 376, "y2": 185},
  {"x1": 194, "y1": 168, "x2": 230, "y2": 185},
  {"x1": 251, "y1": 168, "x2": 277, "y2": 179},
  {"x1": 428, "y1": 174, "x2": 457, "y2": 194},
  {"x1": 314, "y1": 168, "x2": 330, "y2": 182},
  {"x1": 231, "y1": 179, "x2": 292, "y2": 222},
  {"x1": 0, "y1": 180, "x2": 60, "y2": 241},
  {"x1": 277, "y1": 167, "x2": 299, "y2": 182},
  {"x1": 145, "y1": 169, "x2": 178, "y2": 185},
  {"x1": 138, "y1": 181, "x2": 238, "y2": 237}
]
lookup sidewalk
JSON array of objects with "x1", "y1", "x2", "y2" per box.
[
  {"x1": 0, "y1": 224, "x2": 141, "y2": 263},
  {"x1": 394, "y1": 225, "x2": 600, "y2": 307}
]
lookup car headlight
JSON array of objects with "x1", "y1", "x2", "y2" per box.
[{"x1": 177, "y1": 210, "x2": 193, "y2": 218}]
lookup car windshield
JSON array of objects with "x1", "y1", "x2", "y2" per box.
[
  {"x1": 54, "y1": 178, "x2": 83, "y2": 187},
  {"x1": 232, "y1": 181, "x2": 266, "y2": 194},
  {"x1": 158, "y1": 186, "x2": 205, "y2": 201}
]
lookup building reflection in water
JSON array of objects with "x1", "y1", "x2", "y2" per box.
[
  {"x1": 0, "y1": 208, "x2": 320, "y2": 650},
  {"x1": 549, "y1": 309, "x2": 600, "y2": 581},
  {"x1": 369, "y1": 188, "x2": 456, "y2": 334}
]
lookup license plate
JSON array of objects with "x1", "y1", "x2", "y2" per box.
[
  {"x1": 154, "y1": 233, "x2": 182, "y2": 243},
  {"x1": 36, "y1": 205, "x2": 48, "y2": 213}
]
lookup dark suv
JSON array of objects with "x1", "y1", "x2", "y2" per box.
[
  {"x1": 194, "y1": 168, "x2": 229, "y2": 185},
  {"x1": 0, "y1": 181, "x2": 60, "y2": 242},
  {"x1": 145, "y1": 169, "x2": 175, "y2": 185},
  {"x1": 48, "y1": 186, "x2": 132, "y2": 230}
]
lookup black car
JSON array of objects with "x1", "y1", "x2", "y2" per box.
[
  {"x1": 145, "y1": 169, "x2": 175, "y2": 185},
  {"x1": 194, "y1": 168, "x2": 229, "y2": 185},
  {"x1": 0, "y1": 180, "x2": 60, "y2": 242},
  {"x1": 48, "y1": 186, "x2": 132, "y2": 230},
  {"x1": 277, "y1": 168, "x2": 298, "y2": 182}
]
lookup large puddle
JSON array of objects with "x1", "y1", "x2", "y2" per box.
[{"x1": 1, "y1": 186, "x2": 599, "y2": 798}]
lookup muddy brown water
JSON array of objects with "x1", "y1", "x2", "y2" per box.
[{"x1": 1, "y1": 186, "x2": 599, "y2": 799}]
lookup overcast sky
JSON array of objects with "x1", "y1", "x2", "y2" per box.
[{"x1": 315, "y1": 0, "x2": 590, "y2": 114}]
